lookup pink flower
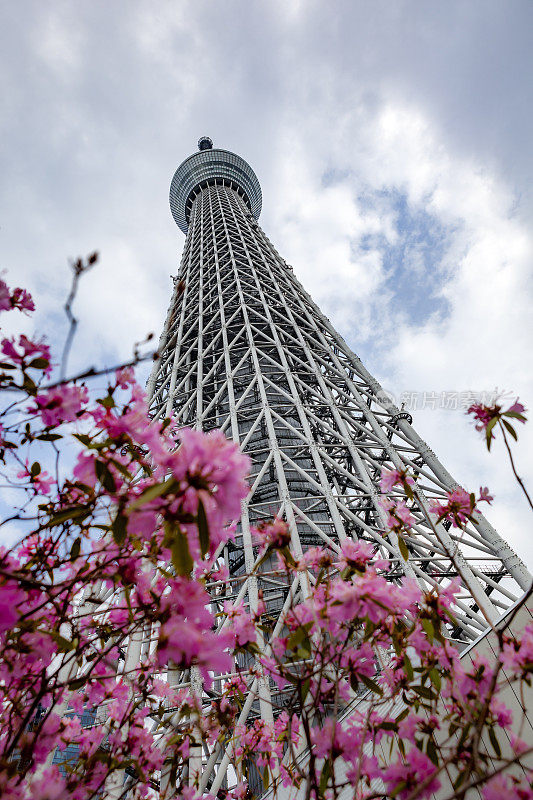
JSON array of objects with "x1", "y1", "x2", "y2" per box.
[
  {"x1": 510, "y1": 733, "x2": 529, "y2": 755},
  {"x1": 381, "y1": 497, "x2": 415, "y2": 531},
  {"x1": 489, "y1": 697, "x2": 513, "y2": 728},
  {"x1": 518, "y1": 625, "x2": 533, "y2": 666},
  {"x1": 467, "y1": 397, "x2": 526, "y2": 447},
  {"x1": 0, "y1": 582, "x2": 22, "y2": 632},
  {"x1": 224, "y1": 602, "x2": 256, "y2": 647},
  {"x1": 157, "y1": 617, "x2": 233, "y2": 686},
  {"x1": 1, "y1": 334, "x2": 51, "y2": 372},
  {"x1": 230, "y1": 783, "x2": 248, "y2": 800},
  {"x1": 337, "y1": 539, "x2": 374, "y2": 571},
  {"x1": 395, "y1": 500, "x2": 415, "y2": 527},
  {"x1": 380, "y1": 468, "x2": 402, "y2": 492},
  {"x1": 156, "y1": 578, "x2": 233, "y2": 684},
  {"x1": 397, "y1": 713, "x2": 421, "y2": 742},
  {"x1": 507, "y1": 400, "x2": 526, "y2": 416},
  {"x1": 0, "y1": 279, "x2": 11, "y2": 311},
  {"x1": 503, "y1": 625, "x2": 533, "y2": 674},
  {"x1": 298, "y1": 545, "x2": 334, "y2": 570},
  {"x1": 324, "y1": 569, "x2": 408, "y2": 625},
  {"x1": 479, "y1": 486, "x2": 493, "y2": 503},
  {"x1": 116, "y1": 366, "x2": 136, "y2": 388},
  {"x1": 73, "y1": 451, "x2": 98, "y2": 486},
  {"x1": 341, "y1": 641, "x2": 375, "y2": 677},
  {"x1": 380, "y1": 468, "x2": 414, "y2": 493},
  {"x1": 29, "y1": 767, "x2": 66, "y2": 799},
  {"x1": 467, "y1": 402, "x2": 496, "y2": 430},
  {"x1": 430, "y1": 487, "x2": 473, "y2": 528},
  {"x1": 11, "y1": 287, "x2": 35, "y2": 313},
  {"x1": 436, "y1": 576, "x2": 461, "y2": 610},
  {"x1": 33, "y1": 384, "x2": 88, "y2": 427},
  {"x1": 253, "y1": 518, "x2": 291, "y2": 550},
  {"x1": 382, "y1": 749, "x2": 441, "y2": 799},
  {"x1": 482, "y1": 773, "x2": 515, "y2": 800},
  {"x1": 0, "y1": 279, "x2": 34, "y2": 314},
  {"x1": 173, "y1": 427, "x2": 250, "y2": 523}
]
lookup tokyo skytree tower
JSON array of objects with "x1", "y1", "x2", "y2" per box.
[{"x1": 146, "y1": 138, "x2": 530, "y2": 794}]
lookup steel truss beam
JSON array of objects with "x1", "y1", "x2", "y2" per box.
[{"x1": 142, "y1": 177, "x2": 531, "y2": 797}]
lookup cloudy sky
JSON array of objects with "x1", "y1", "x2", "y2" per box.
[{"x1": 1, "y1": 1, "x2": 532, "y2": 565}]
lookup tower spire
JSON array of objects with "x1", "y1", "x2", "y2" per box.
[{"x1": 198, "y1": 135, "x2": 213, "y2": 151}]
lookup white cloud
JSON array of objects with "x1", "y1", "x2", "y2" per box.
[
  {"x1": 0, "y1": 0, "x2": 531, "y2": 572},
  {"x1": 267, "y1": 99, "x2": 533, "y2": 566}
]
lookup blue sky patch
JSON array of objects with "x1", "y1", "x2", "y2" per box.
[{"x1": 357, "y1": 187, "x2": 456, "y2": 327}]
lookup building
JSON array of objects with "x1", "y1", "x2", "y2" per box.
[{"x1": 145, "y1": 138, "x2": 532, "y2": 795}]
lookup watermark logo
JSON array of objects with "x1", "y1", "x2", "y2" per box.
[{"x1": 378, "y1": 387, "x2": 514, "y2": 412}]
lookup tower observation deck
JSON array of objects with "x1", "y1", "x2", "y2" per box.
[{"x1": 146, "y1": 139, "x2": 531, "y2": 797}]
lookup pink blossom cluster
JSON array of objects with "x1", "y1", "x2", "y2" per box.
[
  {"x1": 1, "y1": 334, "x2": 51, "y2": 374},
  {"x1": 430, "y1": 485, "x2": 493, "y2": 528},
  {"x1": 468, "y1": 397, "x2": 527, "y2": 449},
  {"x1": 0, "y1": 281, "x2": 531, "y2": 800},
  {"x1": 0, "y1": 278, "x2": 35, "y2": 314},
  {"x1": 33, "y1": 384, "x2": 89, "y2": 427}
]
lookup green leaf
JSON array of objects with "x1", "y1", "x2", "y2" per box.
[
  {"x1": 165, "y1": 522, "x2": 193, "y2": 576},
  {"x1": 127, "y1": 476, "x2": 179, "y2": 512},
  {"x1": 262, "y1": 766, "x2": 270, "y2": 791},
  {"x1": 453, "y1": 769, "x2": 468, "y2": 790},
  {"x1": 109, "y1": 458, "x2": 133, "y2": 480},
  {"x1": 502, "y1": 419, "x2": 518, "y2": 441},
  {"x1": 98, "y1": 394, "x2": 115, "y2": 409},
  {"x1": 124, "y1": 585, "x2": 134, "y2": 620},
  {"x1": 485, "y1": 417, "x2": 498, "y2": 450},
  {"x1": 360, "y1": 674, "x2": 383, "y2": 696},
  {"x1": 403, "y1": 654, "x2": 414, "y2": 682},
  {"x1": 30, "y1": 461, "x2": 41, "y2": 477},
  {"x1": 51, "y1": 631, "x2": 75, "y2": 652},
  {"x1": 70, "y1": 537, "x2": 81, "y2": 560},
  {"x1": 429, "y1": 668, "x2": 441, "y2": 692},
  {"x1": 95, "y1": 460, "x2": 116, "y2": 494},
  {"x1": 421, "y1": 618, "x2": 434, "y2": 643},
  {"x1": 504, "y1": 410, "x2": 526, "y2": 422},
  {"x1": 426, "y1": 737, "x2": 439, "y2": 766},
  {"x1": 197, "y1": 500, "x2": 210, "y2": 558},
  {"x1": 412, "y1": 684, "x2": 436, "y2": 701},
  {"x1": 112, "y1": 513, "x2": 127, "y2": 545},
  {"x1": 287, "y1": 626, "x2": 307, "y2": 651},
  {"x1": 390, "y1": 780, "x2": 408, "y2": 798},
  {"x1": 68, "y1": 676, "x2": 86, "y2": 691},
  {"x1": 395, "y1": 708, "x2": 409, "y2": 723},
  {"x1": 28, "y1": 357, "x2": 49, "y2": 370},
  {"x1": 398, "y1": 536, "x2": 409, "y2": 561},
  {"x1": 22, "y1": 374, "x2": 37, "y2": 394},
  {"x1": 488, "y1": 726, "x2": 501, "y2": 758},
  {"x1": 37, "y1": 432, "x2": 63, "y2": 441},
  {"x1": 319, "y1": 759, "x2": 332, "y2": 796},
  {"x1": 73, "y1": 433, "x2": 92, "y2": 446},
  {"x1": 47, "y1": 506, "x2": 90, "y2": 527}
]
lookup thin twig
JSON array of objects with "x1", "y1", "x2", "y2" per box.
[
  {"x1": 499, "y1": 421, "x2": 533, "y2": 511},
  {"x1": 43, "y1": 351, "x2": 156, "y2": 391},
  {"x1": 60, "y1": 253, "x2": 99, "y2": 380}
]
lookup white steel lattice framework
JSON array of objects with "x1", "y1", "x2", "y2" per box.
[{"x1": 144, "y1": 137, "x2": 531, "y2": 796}]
